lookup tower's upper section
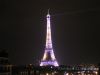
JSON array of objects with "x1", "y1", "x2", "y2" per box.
[
  {"x1": 46, "y1": 9, "x2": 52, "y2": 49},
  {"x1": 47, "y1": 9, "x2": 50, "y2": 18}
]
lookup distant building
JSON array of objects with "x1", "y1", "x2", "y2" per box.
[
  {"x1": 0, "y1": 64, "x2": 99, "y2": 75},
  {"x1": 0, "y1": 49, "x2": 12, "y2": 75},
  {"x1": 0, "y1": 49, "x2": 9, "y2": 65},
  {"x1": 98, "y1": 63, "x2": 100, "y2": 75},
  {"x1": 13, "y1": 64, "x2": 99, "y2": 75}
]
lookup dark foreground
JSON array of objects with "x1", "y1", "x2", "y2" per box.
[{"x1": 0, "y1": 64, "x2": 99, "y2": 75}]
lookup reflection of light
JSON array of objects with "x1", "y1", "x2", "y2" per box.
[
  {"x1": 77, "y1": 71, "x2": 81, "y2": 74},
  {"x1": 64, "y1": 72, "x2": 69, "y2": 75},
  {"x1": 51, "y1": 51, "x2": 55, "y2": 60},
  {"x1": 94, "y1": 71, "x2": 98, "y2": 75},
  {"x1": 51, "y1": 66, "x2": 52, "y2": 68},
  {"x1": 54, "y1": 71, "x2": 57, "y2": 73},
  {"x1": 40, "y1": 61, "x2": 59, "y2": 66},
  {"x1": 29, "y1": 64, "x2": 32, "y2": 66},
  {"x1": 43, "y1": 52, "x2": 46, "y2": 60},
  {"x1": 46, "y1": 73, "x2": 49, "y2": 75},
  {"x1": 66, "y1": 73, "x2": 69, "y2": 75}
]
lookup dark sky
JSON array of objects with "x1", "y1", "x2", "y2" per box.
[{"x1": 0, "y1": 0, "x2": 100, "y2": 65}]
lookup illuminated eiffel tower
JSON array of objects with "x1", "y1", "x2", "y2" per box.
[{"x1": 40, "y1": 10, "x2": 59, "y2": 66}]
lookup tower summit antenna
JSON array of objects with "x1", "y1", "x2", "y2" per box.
[{"x1": 48, "y1": 9, "x2": 50, "y2": 15}]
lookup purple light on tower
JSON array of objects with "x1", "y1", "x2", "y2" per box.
[{"x1": 40, "y1": 10, "x2": 59, "y2": 66}]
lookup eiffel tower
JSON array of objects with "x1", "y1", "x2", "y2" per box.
[{"x1": 40, "y1": 10, "x2": 59, "y2": 66}]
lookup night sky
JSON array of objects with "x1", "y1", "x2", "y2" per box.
[{"x1": 0, "y1": 0, "x2": 100, "y2": 65}]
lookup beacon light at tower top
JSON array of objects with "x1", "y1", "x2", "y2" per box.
[{"x1": 40, "y1": 10, "x2": 59, "y2": 66}]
